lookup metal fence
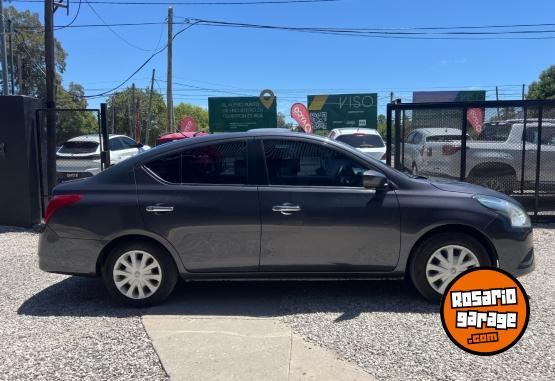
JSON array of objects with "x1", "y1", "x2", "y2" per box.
[
  {"x1": 386, "y1": 100, "x2": 555, "y2": 221},
  {"x1": 35, "y1": 104, "x2": 110, "y2": 215}
]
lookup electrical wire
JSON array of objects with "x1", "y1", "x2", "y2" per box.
[
  {"x1": 54, "y1": 0, "x2": 82, "y2": 31},
  {"x1": 84, "y1": 20, "x2": 200, "y2": 98},
  {"x1": 84, "y1": 0, "x2": 163, "y2": 51},
  {"x1": 8, "y1": 0, "x2": 341, "y2": 5}
]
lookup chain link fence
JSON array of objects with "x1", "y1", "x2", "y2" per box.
[{"x1": 387, "y1": 100, "x2": 555, "y2": 220}]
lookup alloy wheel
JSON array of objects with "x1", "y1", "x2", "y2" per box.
[
  {"x1": 425, "y1": 245, "x2": 480, "y2": 294},
  {"x1": 112, "y1": 250, "x2": 163, "y2": 299}
]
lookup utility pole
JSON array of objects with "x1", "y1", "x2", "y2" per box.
[
  {"x1": 522, "y1": 84, "x2": 526, "y2": 100},
  {"x1": 390, "y1": 91, "x2": 394, "y2": 104},
  {"x1": 16, "y1": 54, "x2": 22, "y2": 94},
  {"x1": 146, "y1": 68, "x2": 155, "y2": 145},
  {"x1": 0, "y1": 0, "x2": 9, "y2": 95},
  {"x1": 7, "y1": 19, "x2": 13, "y2": 94},
  {"x1": 45, "y1": 0, "x2": 57, "y2": 195},
  {"x1": 111, "y1": 94, "x2": 116, "y2": 134},
  {"x1": 495, "y1": 86, "x2": 500, "y2": 118},
  {"x1": 166, "y1": 6, "x2": 173, "y2": 133},
  {"x1": 130, "y1": 83, "x2": 136, "y2": 139}
]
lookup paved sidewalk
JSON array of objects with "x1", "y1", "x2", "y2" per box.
[{"x1": 142, "y1": 315, "x2": 375, "y2": 381}]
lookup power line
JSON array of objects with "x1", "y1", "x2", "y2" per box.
[
  {"x1": 9, "y1": 0, "x2": 341, "y2": 5},
  {"x1": 84, "y1": 20, "x2": 200, "y2": 98},
  {"x1": 84, "y1": 0, "x2": 163, "y2": 51},
  {"x1": 54, "y1": 0, "x2": 83, "y2": 31}
]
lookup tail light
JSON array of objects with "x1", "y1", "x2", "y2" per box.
[
  {"x1": 381, "y1": 152, "x2": 387, "y2": 161},
  {"x1": 44, "y1": 194, "x2": 83, "y2": 224},
  {"x1": 442, "y1": 145, "x2": 461, "y2": 155}
]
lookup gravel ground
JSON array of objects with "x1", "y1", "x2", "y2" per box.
[
  {"x1": 0, "y1": 226, "x2": 168, "y2": 381},
  {"x1": 280, "y1": 226, "x2": 555, "y2": 381},
  {"x1": 0, "y1": 225, "x2": 553, "y2": 380}
]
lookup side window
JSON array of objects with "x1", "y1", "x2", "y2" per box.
[
  {"x1": 413, "y1": 133, "x2": 423, "y2": 144},
  {"x1": 144, "y1": 153, "x2": 181, "y2": 183},
  {"x1": 121, "y1": 137, "x2": 138, "y2": 148},
  {"x1": 263, "y1": 139, "x2": 369, "y2": 187},
  {"x1": 109, "y1": 138, "x2": 124, "y2": 151},
  {"x1": 181, "y1": 141, "x2": 247, "y2": 185},
  {"x1": 406, "y1": 132, "x2": 415, "y2": 144},
  {"x1": 525, "y1": 128, "x2": 538, "y2": 144}
]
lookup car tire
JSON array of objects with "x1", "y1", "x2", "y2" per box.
[
  {"x1": 409, "y1": 232, "x2": 492, "y2": 303},
  {"x1": 102, "y1": 240, "x2": 178, "y2": 307}
]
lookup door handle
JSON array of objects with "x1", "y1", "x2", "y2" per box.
[
  {"x1": 272, "y1": 204, "x2": 301, "y2": 216},
  {"x1": 146, "y1": 205, "x2": 174, "y2": 213}
]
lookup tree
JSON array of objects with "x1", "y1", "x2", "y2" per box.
[
  {"x1": 5, "y1": 6, "x2": 67, "y2": 99},
  {"x1": 527, "y1": 65, "x2": 555, "y2": 100},
  {"x1": 107, "y1": 86, "x2": 167, "y2": 146},
  {"x1": 377, "y1": 114, "x2": 387, "y2": 137},
  {"x1": 56, "y1": 82, "x2": 98, "y2": 144},
  {"x1": 173, "y1": 102, "x2": 209, "y2": 133}
]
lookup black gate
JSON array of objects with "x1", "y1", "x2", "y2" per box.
[
  {"x1": 35, "y1": 103, "x2": 110, "y2": 216},
  {"x1": 386, "y1": 99, "x2": 555, "y2": 221}
]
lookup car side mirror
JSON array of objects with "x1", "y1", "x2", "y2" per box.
[
  {"x1": 362, "y1": 170, "x2": 388, "y2": 189},
  {"x1": 136, "y1": 143, "x2": 144, "y2": 148}
]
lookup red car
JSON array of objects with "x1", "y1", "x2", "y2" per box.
[{"x1": 156, "y1": 131, "x2": 208, "y2": 146}]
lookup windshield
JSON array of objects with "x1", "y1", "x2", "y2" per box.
[
  {"x1": 58, "y1": 141, "x2": 99, "y2": 154},
  {"x1": 479, "y1": 123, "x2": 512, "y2": 142},
  {"x1": 336, "y1": 134, "x2": 384, "y2": 148}
]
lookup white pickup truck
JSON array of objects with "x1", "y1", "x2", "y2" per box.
[{"x1": 403, "y1": 120, "x2": 555, "y2": 193}]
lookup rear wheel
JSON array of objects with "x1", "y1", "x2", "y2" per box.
[
  {"x1": 102, "y1": 241, "x2": 178, "y2": 307},
  {"x1": 409, "y1": 232, "x2": 492, "y2": 303}
]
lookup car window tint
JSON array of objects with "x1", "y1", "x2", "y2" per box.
[
  {"x1": 263, "y1": 139, "x2": 368, "y2": 187},
  {"x1": 109, "y1": 138, "x2": 124, "y2": 151},
  {"x1": 335, "y1": 134, "x2": 384, "y2": 148},
  {"x1": 58, "y1": 141, "x2": 99, "y2": 154},
  {"x1": 144, "y1": 154, "x2": 181, "y2": 183},
  {"x1": 405, "y1": 132, "x2": 415, "y2": 144},
  {"x1": 181, "y1": 141, "x2": 247, "y2": 185},
  {"x1": 120, "y1": 137, "x2": 137, "y2": 148},
  {"x1": 413, "y1": 133, "x2": 423, "y2": 144}
]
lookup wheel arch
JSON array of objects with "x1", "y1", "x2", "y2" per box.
[
  {"x1": 468, "y1": 162, "x2": 517, "y2": 178},
  {"x1": 95, "y1": 233, "x2": 183, "y2": 276},
  {"x1": 405, "y1": 224, "x2": 498, "y2": 278}
]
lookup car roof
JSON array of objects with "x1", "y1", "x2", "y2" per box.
[
  {"x1": 65, "y1": 134, "x2": 131, "y2": 143},
  {"x1": 330, "y1": 128, "x2": 382, "y2": 136},
  {"x1": 412, "y1": 128, "x2": 464, "y2": 136}
]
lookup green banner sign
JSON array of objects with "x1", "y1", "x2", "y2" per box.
[
  {"x1": 209, "y1": 96, "x2": 277, "y2": 132},
  {"x1": 307, "y1": 93, "x2": 378, "y2": 131}
]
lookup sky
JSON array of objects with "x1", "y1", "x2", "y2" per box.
[{"x1": 9, "y1": 0, "x2": 555, "y2": 118}]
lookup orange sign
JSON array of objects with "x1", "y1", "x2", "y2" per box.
[{"x1": 440, "y1": 267, "x2": 529, "y2": 355}]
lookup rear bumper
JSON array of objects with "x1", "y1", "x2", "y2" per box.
[
  {"x1": 38, "y1": 225, "x2": 104, "y2": 276},
  {"x1": 484, "y1": 217, "x2": 535, "y2": 277}
]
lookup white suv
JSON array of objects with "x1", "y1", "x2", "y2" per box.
[
  {"x1": 56, "y1": 134, "x2": 150, "y2": 182},
  {"x1": 328, "y1": 128, "x2": 387, "y2": 162}
]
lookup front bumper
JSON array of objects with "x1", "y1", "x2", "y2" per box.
[
  {"x1": 484, "y1": 217, "x2": 535, "y2": 277},
  {"x1": 38, "y1": 225, "x2": 105, "y2": 276}
]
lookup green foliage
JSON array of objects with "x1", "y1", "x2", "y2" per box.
[
  {"x1": 377, "y1": 114, "x2": 387, "y2": 137},
  {"x1": 173, "y1": 102, "x2": 209, "y2": 132},
  {"x1": 527, "y1": 65, "x2": 555, "y2": 100},
  {"x1": 107, "y1": 87, "x2": 167, "y2": 146},
  {"x1": 56, "y1": 83, "x2": 98, "y2": 144},
  {"x1": 5, "y1": 6, "x2": 67, "y2": 100}
]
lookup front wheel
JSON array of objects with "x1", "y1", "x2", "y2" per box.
[
  {"x1": 102, "y1": 241, "x2": 178, "y2": 307},
  {"x1": 409, "y1": 232, "x2": 492, "y2": 303}
]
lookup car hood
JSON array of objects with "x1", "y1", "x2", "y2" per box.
[{"x1": 428, "y1": 178, "x2": 516, "y2": 201}]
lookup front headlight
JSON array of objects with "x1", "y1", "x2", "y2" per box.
[{"x1": 473, "y1": 195, "x2": 531, "y2": 228}]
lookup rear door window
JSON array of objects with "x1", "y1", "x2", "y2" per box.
[
  {"x1": 109, "y1": 138, "x2": 125, "y2": 151},
  {"x1": 181, "y1": 141, "x2": 248, "y2": 185},
  {"x1": 144, "y1": 140, "x2": 248, "y2": 185}
]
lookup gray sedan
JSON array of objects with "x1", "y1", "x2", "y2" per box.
[{"x1": 38, "y1": 130, "x2": 534, "y2": 306}]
